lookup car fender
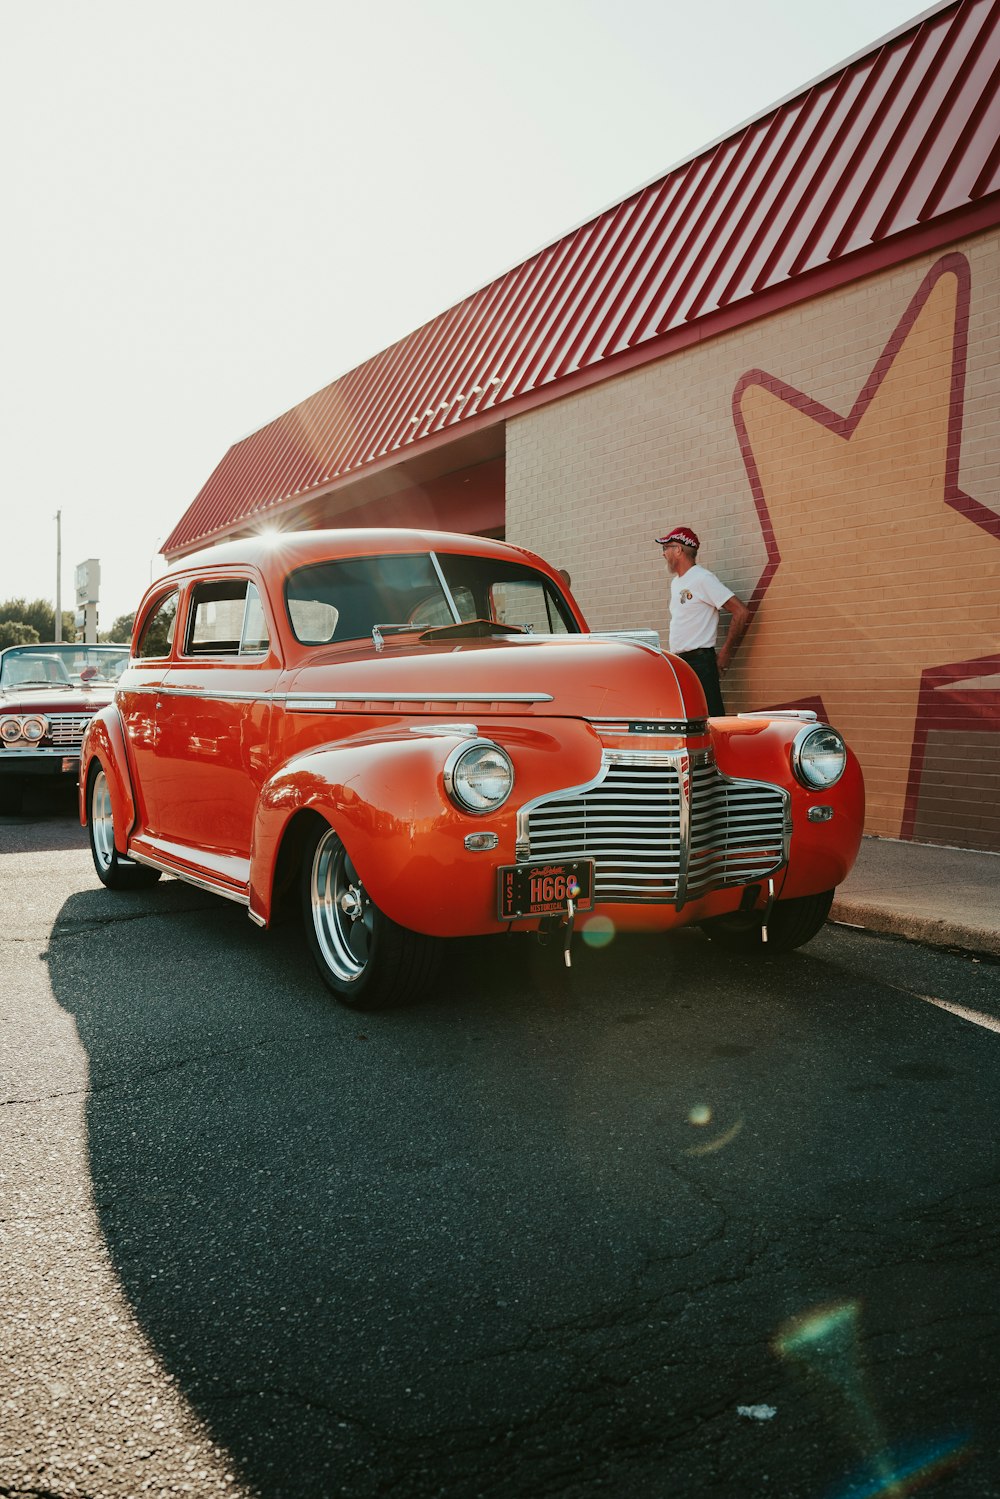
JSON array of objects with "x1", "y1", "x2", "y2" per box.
[
  {"x1": 249, "y1": 722, "x2": 602, "y2": 934},
  {"x1": 712, "y1": 717, "x2": 865, "y2": 897},
  {"x1": 79, "y1": 706, "x2": 137, "y2": 853}
]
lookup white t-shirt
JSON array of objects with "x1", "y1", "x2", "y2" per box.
[{"x1": 668, "y1": 564, "x2": 734, "y2": 653}]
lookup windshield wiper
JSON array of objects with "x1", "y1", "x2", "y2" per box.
[{"x1": 371, "y1": 624, "x2": 422, "y2": 653}]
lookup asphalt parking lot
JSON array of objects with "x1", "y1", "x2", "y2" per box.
[{"x1": 3, "y1": 791, "x2": 1000, "y2": 1499}]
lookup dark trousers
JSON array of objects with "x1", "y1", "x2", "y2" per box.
[{"x1": 677, "y1": 647, "x2": 725, "y2": 716}]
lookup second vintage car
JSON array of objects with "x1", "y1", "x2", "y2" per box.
[
  {"x1": 81, "y1": 529, "x2": 864, "y2": 1007},
  {"x1": 1, "y1": 642, "x2": 130, "y2": 815}
]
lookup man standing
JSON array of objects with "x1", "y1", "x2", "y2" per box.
[{"x1": 655, "y1": 525, "x2": 749, "y2": 716}]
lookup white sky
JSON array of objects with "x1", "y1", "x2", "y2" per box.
[{"x1": 1, "y1": 0, "x2": 928, "y2": 630}]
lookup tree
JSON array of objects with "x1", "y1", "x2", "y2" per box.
[
  {"x1": 0, "y1": 620, "x2": 40, "y2": 648},
  {"x1": 0, "y1": 598, "x2": 75, "y2": 641},
  {"x1": 100, "y1": 611, "x2": 135, "y2": 644}
]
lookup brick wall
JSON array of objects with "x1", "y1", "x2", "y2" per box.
[{"x1": 506, "y1": 229, "x2": 1000, "y2": 849}]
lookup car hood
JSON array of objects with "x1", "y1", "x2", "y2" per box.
[
  {"x1": 0, "y1": 684, "x2": 116, "y2": 713},
  {"x1": 285, "y1": 634, "x2": 706, "y2": 721}
]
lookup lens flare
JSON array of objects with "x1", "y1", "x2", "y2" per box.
[
  {"x1": 581, "y1": 915, "x2": 616, "y2": 948},
  {"x1": 689, "y1": 1104, "x2": 712, "y2": 1126},
  {"x1": 774, "y1": 1301, "x2": 969, "y2": 1497}
]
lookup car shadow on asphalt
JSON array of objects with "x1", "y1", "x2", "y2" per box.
[
  {"x1": 44, "y1": 886, "x2": 1000, "y2": 1499},
  {"x1": 0, "y1": 782, "x2": 86, "y2": 854}
]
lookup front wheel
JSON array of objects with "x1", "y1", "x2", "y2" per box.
[
  {"x1": 87, "y1": 765, "x2": 161, "y2": 890},
  {"x1": 302, "y1": 821, "x2": 441, "y2": 1009},
  {"x1": 701, "y1": 889, "x2": 834, "y2": 954}
]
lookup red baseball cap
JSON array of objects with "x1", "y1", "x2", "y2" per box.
[{"x1": 655, "y1": 527, "x2": 699, "y2": 550}]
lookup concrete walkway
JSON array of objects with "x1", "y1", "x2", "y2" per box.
[{"x1": 831, "y1": 835, "x2": 1000, "y2": 958}]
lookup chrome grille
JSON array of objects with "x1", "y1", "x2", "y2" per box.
[
  {"x1": 47, "y1": 713, "x2": 92, "y2": 747},
  {"x1": 522, "y1": 755, "x2": 788, "y2": 906},
  {"x1": 687, "y1": 764, "x2": 788, "y2": 898},
  {"x1": 525, "y1": 761, "x2": 683, "y2": 902}
]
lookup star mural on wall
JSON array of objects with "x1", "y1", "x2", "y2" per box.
[{"x1": 732, "y1": 254, "x2": 1000, "y2": 838}]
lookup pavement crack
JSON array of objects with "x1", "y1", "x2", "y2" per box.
[{"x1": 47, "y1": 903, "x2": 214, "y2": 939}]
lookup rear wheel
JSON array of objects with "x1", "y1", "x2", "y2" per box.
[
  {"x1": 701, "y1": 889, "x2": 834, "y2": 954},
  {"x1": 302, "y1": 821, "x2": 441, "y2": 1009},
  {"x1": 87, "y1": 765, "x2": 161, "y2": 890}
]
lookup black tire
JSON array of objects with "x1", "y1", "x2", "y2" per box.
[
  {"x1": 87, "y1": 764, "x2": 162, "y2": 890},
  {"x1": 301, "y1": 820, "x2": 441, "y2": 1010},
  {"x1": 0, "y1": 778, "x2": 25, "y2": 816},
  {"x1": 701, "y1": 888, "x2": 834, "y2": 955}
]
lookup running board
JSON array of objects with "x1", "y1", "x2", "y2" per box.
[{"x1": 129, "y1": 840, "x2": 251, "y2": 909}]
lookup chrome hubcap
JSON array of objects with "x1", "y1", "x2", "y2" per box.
[
  {"x1": 91, "y1": 770, "x2": 115, "y2": 872},
  {"x1": 311, "y1": 828, "x2": 373, "y2": 983}
]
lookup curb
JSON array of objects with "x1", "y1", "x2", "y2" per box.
[{"x1": 830, "y1": 897, "x2": 1000, "y2": 960}]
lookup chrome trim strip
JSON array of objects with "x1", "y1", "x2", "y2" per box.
[
  {"x1": 738, "y1": 710, "x2": 818, "y2": 722},
  {"x1": 129, "y1": 849, "x2": 251, "y2": 906},
  {"x1": 160, "y1": 686, "x2": 282, "y2": 704},
  {"x1": 286, "y1": 691, "x2": 553, "y2": 708},
  {"x1": 589, "y1": 717, "x2": 709, "y2": 736},
  {"x1": 675, "y1": 751, "x2": 691, "y2": 909},
  {"x1": 119, "y1": 685, "x2": 555, "y2": 707},
  {"x1": 410, "y1": 722, "x2": 479, "y2": 737},
  {"x1": 584, "y1": 629, "x2": 662, "y2": 653},
  {"x1": 0, "y1": 748, "x2": 80, "y2": 762}
]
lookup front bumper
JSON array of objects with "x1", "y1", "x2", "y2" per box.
[{"x1": 0, "y1": 749, "x2": 81, "y2": 780}]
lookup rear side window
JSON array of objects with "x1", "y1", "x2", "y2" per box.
[
  {"x1": 184, "y1": 580, "x2": 271, "y2": 657},
  {"x1": 136, "y1": 591, "x2": 179, "y2": 659}
]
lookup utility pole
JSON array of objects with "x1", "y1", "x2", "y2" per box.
[{"x1": 55, "y1": 510, "x2": 62, "y2": 643}]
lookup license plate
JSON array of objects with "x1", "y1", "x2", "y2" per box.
[{"x1": 498, "y1": 860, "x2": 594, "y2": 919}]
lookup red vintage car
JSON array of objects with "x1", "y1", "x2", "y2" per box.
[{"x1": 80, "y1": 529, "x2": 864, "y2": 1007}]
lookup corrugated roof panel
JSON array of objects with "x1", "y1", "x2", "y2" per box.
[
  {"x1": 617, "y1": 130, "x2": 760, "y2": 347},
  {"x1": 571, "y1": 166, "x2": 708, "y2": 369},
  {"x1": 165, "y1": 0, "x2": 1000, "y2": 556},
  {"x1": 743, "y1": 63, "x2": 888, "y2": 294},
  {"x1": 921, "y1": 63, "x2": 1000, "y2": 209},
  {"x1": 835, "y1": 4, "x2": 987, "y2": 251},
  {"x1": 651, "y1": 107, "x2": 810, "y2": 333},
  {"x1": 884, "y1": 5, "x2": 999, "y2": 225}
]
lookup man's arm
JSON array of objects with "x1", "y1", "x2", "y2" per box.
[{"x1": 717, "y1": 595, "x2": 750, "y2": 672}]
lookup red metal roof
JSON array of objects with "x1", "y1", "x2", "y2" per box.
[{"x1": 165, "y1": 0, "x2": 1000, "y2": 556}]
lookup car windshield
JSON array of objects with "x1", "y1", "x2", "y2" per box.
[
  {"x1": 285, "y1": 551, "x2": 578, "y2": 645},
  {"x1": 0, "y1": 644, "x2": 129, "y2": 688}
]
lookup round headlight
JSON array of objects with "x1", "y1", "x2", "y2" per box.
[
  {"x1": 21, "y1": 715, "x2": 48, "y2": 743},
  {"x1": 0, "y1": 716, "x2": 23, "y2": 744},
  {"x1": 791, "y1": 725, "x2": 847, "y2": 789},
  {"x1": 444, "y1": 741, "x2": 514, "y2": 814}
]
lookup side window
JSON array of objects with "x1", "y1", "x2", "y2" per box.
[
  {"x1": 239, "y1": 584, "x2": 270, "y2": 655},
  {"x1": 184, "y1": 580, "x2": 270, "y2": 657},
  {"x1": 136, "y1": 591, "x2": 179, "y2": 659}
]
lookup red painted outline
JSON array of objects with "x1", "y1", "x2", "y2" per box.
[
  {"x1": 901, "y1": 654, "x2": 1000, "y2": 840},
  {"x1": 732, "y1": 252, "x2": 1000, "y2": 836}
]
